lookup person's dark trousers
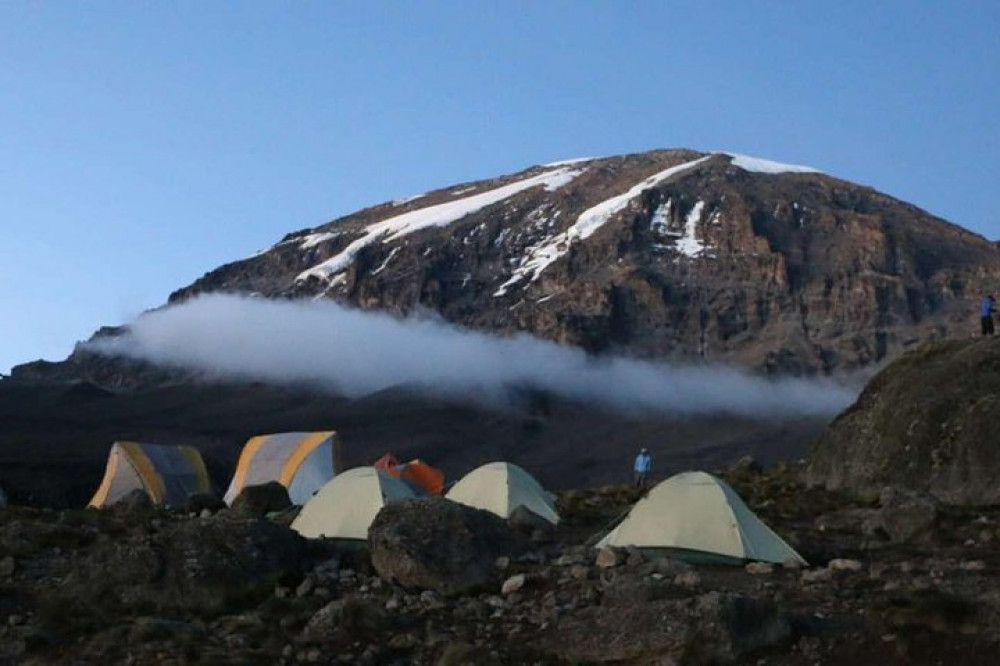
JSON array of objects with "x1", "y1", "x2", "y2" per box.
[{"x1": 983, "y1": 316, "x2": 995, "y2": 336}]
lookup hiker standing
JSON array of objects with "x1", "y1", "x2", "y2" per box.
[
  {"x1": 982, "y1": 295, "x2": 996, "y2": 336},
  {"x1": 633, "y1": 448, "x2": 652, "y2": 488}
]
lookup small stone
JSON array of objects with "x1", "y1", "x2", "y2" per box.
[
  {"x1": 313, "y1": 587, "x2": 331, "y2": 599},
  {"x1": 674, "y1": 571, "x2": 701, "y2": 588},
  {"x1": 624, "y1": 546, "x2": 645, "y2": 567},
  {"x1": 961, "y1": 560, "x2": 987, "y2": 571},
  {"x1": 781, "y1": 558, "x2": 804, "y2": 571},
  {"x1": 199, "y1": 509, "x2": 212, "y2": 518},
  {"x1": 745, "y1": 562, "x2": 774, "y2": 575},
  {"x1": 569, "y1": 565, "x2": 590, "y2": 580},
  {"x1": 801, "y1": 568, "x2": 834, "y2": 584},
  {"x1": 385, "y1": 596, "x2": 401, "y2": 611},
  {"x1": 274, "y1": 586, "x2": 290, "y2": 599},
  {"x1": 828, "y1": 558, "x2": 863, "y2": 572},
  {"x1": 595, "y1": 547, "x2": 622, "y2": 569},
  {"x1": 282, "y1": 645, "x2": 294, "y2": 658},
  {"x1": 306, "y1": 648, "x2": 322, "y2": 663},
  {"x1": 296, "y1": 578, "x2": 315, "y2": 598},
  {"x1": 495, "y1": 556, "x2": 511, "y2": 570},
  {"x1": 502, "y1": 574, "x2": 526, "y2": 595}
]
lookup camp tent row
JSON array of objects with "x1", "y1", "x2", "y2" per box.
[
  {"x1": 289, "y1": 461, "x2": 559, "y2": 540},
  {"x1": 89, "y1": 431, "x2": 343, "y2": 509},
  {"x1": 85, "y1": 438, "x2": 803, "y2": 567}
]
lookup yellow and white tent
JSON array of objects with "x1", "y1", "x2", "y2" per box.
[
  {"x1": 224, "y1": 431, "x2": 342, "y2": 506},
  {"x1": 291, "y1": 467, "x2": 416, "y2": 540},
  {"x1": 596, "y1": 471, "x2": 807, "y2": 565},
  {"x1": 445, "y1": 461, "x2": 560, "y2": 525},
  {"x1": 89, "y1": 441, "x2": 212, "y2": 508}
]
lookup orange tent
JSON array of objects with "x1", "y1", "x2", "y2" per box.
[
  {"x1": 371, "y1": 453, "x2": 444, "y2": 496},
  {"x1": 393, "y1": 459, "x2": 445, "y2": 496}
]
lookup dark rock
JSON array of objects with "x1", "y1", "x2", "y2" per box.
[
  {"x1": 109, "y1": 488, "x2": 154, "y2": 515},
  {"x1": 684, "y1": 591, "x2": 793, "y2": 663},
  {"x1": 545, "y1": 590, "x2": 790, "y2": 663},
  {"x1": 59, "y1": 513, "x2": 309, "y2": 615},
  {"x1": 507, "y1": 505, "x2": 554, "y2": 535},
  {"x1": 807, "y1": 338, "x2": 1000, "y2": 505},
  {"x1": 877, "y1": 488, "x2": 939, "y2": 543},
  {"x1": 728, "y1": 455, "x2": 763, "y2": 475},
  {"x1": 184, "y1": 492, "x2": 225, "y2": 513},
  {"x1": 368, "y1": 497, "x2": 528, "y2": 594},
  {"x1": 230, "y1": 482, "x2": 292, "y2": 517},
  {"x1": 300, "y1": 596, "x2": 385, "y2": 644}
]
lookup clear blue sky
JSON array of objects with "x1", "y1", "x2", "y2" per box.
[{"x1": 1, "y1": 1, "x2": 998, "y2": 374}]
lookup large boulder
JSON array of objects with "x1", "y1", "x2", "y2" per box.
[
  {"x1": 876, "y1": 488, "x2": 939, "y2": 544},
  {"x1": 230, "y1": 481, "x2": 292, "y2": 516},
  {"x1": 368, "y1": 497, "x2": 528, "y2": 594},
  {"x1": 59, "y1": 513, "x2": 309, "y2": 615},
  {"x1": 806, "y1": 338, "x2": 1000, "y2": 505}
]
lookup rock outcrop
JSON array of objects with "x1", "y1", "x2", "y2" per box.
[
  {"x1": 368, "y1": 497, "x2": 527, "y2": 594},
  {"x1": 806, "y1": 337, "x2": 1000, "y2": 504}
]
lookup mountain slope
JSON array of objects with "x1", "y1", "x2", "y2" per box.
[{"x1": 168, "y1": 149, "x2": 1000, "y2": 374}]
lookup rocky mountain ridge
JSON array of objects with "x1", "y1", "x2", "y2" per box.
[{"x1": 159, "y1": 148, "x2": 1000, "y2": 376}]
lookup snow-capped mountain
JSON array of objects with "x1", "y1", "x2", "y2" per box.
[{"x1": 162, "y1": 148, "x2": 998, "y2": 375}]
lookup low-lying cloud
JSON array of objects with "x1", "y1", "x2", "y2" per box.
[{"x1": 88, "y1": 294, "x2": 859, "y2": 417}]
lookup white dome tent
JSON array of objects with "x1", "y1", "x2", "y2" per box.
[
  {"x1": 596, "y1": 471, "x2": 806, "y2": 565},
  {"x1": 446, "y1": 461, "x2": 559, "y2": 525},
  {"x1": 291, "y1": 467, "x2": 415, "y2": 540}
]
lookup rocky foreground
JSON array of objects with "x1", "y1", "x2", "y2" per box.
[{"x1": 2, "y1": 463, "x2": 999, "y2": 665}]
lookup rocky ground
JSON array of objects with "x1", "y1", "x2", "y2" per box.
[{"x1": 2, "y1": 462, "x2": 998, "y2": 665}]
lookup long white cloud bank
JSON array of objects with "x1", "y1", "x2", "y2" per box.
[{"x1": 88, "y1": 294, "x2": 858, "y2": 417}]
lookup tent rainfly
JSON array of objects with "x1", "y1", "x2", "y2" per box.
[
  {"x1": 373, "y1": 453, "x2": 445, "y2": 496},
  {"x1": 596, "y1": 471, "x2": 807, "y2": 565},
  {"x1": 291, "y1": 467, "x2": 416, "y2": 540},
  {"x1": 445, "y1": 461, "x2": 559, "y2": 525},
  {"x1": 89, "y1": 441, "x2": 212, "y2": 508},
  {"x1": 224, "y1": 431, "x2": 342, "y2": 506}
]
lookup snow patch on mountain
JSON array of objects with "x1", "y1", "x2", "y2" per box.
[
  {"x1": 725, "y1": 153, "x2": 820, "y2": 174},
  {"x1": 391, "y1": 193, "x2": 426, "y2": 206},
  {"x1": 494, "y1": 156, "x2": 712, "y2": 296},
  {"x1": 675, "y1": 201, "x2": 707, "y2": 258},
  {"x1": 299, "y1": 232, "x2": 341, "y2": 250},
  {"x1": 296, "y1": 166, "x2": 585, "y2": 284},
  {"x1": 543, "y1": 156, "x2": 598, "y2": 167}
]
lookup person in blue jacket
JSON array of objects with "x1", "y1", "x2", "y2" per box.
[
  {"x1": 981, "y1": 295, "x2": 996, "y2": 336},
  {"x1": 633, "y1": 448, "x2": 653, "y2": 488}
]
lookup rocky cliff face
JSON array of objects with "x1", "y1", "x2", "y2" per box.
[
  {"x1": 163, "y1": 149, "x2": 1000, "y2": 376},
  {"x1": 806, "y1": 336, "x2": 1000, "y2": 504}
]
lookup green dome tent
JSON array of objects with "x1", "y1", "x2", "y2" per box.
[{"x1": 596, "y1": 471, "x2": 806, "y2": 566}]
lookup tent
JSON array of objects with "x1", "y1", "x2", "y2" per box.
[
  {"x1": 373, "y1": 453, "x2": 399, "y2": 470},
  {"x1": 390, "y1": 459, "x2": 445, "y2": 496},
  {"x1": 89, "y1": 441, "x2": 212, "y2": 508},
  {"x1": 445, "y1": 461, "x2": 559, "y2": 525},
  {"x1": 373, "y1": 453, "x2": 445, "y2": 496},
  {"x1": 291, "y1": 467, "x2": 416, "y2": 540},
  {"x1": 596, "y1": 471, "x2": 807, "y2": 565},
  {"x1": 224, "y1": 431, "x2": 342, "y2": 506}
]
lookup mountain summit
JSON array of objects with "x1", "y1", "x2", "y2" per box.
[{"x1": 167, "y1": 148, "x2": 999, "y2": 374}]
